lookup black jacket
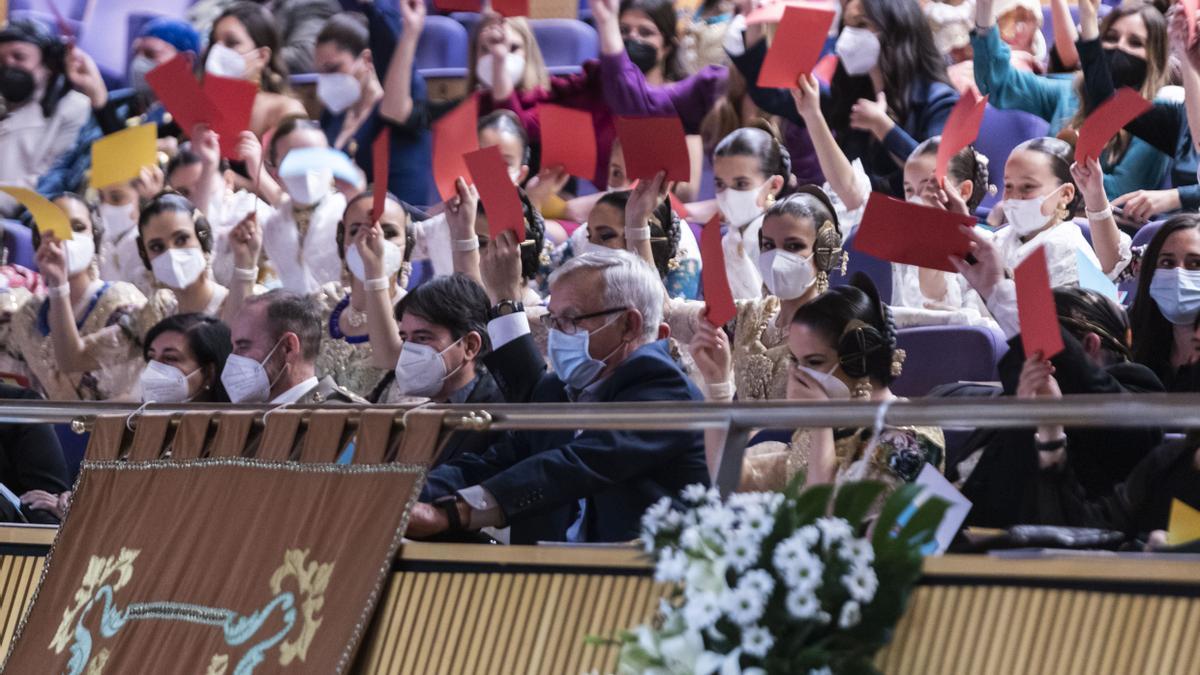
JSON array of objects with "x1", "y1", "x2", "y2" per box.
[
  {"x1": 0, "y1": 385, "x2": 70, "y2": 524},
  {"x1": 956, "y1": 329, "x2": 1164, "y2": 528},
  {"x1": 424, "y1": 337, "x2": 710, "y2": 544}
]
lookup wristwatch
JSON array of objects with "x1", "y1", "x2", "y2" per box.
[
  {"x1": 433, "y1": 495, "x2": 465, "y2": 531},
  {"x1": 489, "y1": 299, "x2": 524, "y2": 320}
]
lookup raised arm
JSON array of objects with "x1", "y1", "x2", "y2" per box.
[
  {"x1": 792, "y1": 74, "x2": 865, "y2": 211},
  {"x1": 624, "y1": 171, "x2": 668, "y2": 267},
  {"x1": 221, "y1": 213, "x2": 262, "y2": 325},
  {"x1": 972, "y1": 0, "x2": 1063, "y2": 122},
  {"x1": 380, "y1": 0, "x2": 423, "y2": 125},
  {"x1": 1071, "y1": 156, "x2": 1124, "y2": 275},
  {"x1": 445, "y1": 178, "x2": 483, "y2": 285},
  {"x1": 1050, "y1": 0, "x2": 1081, "y2": 70},
  {"x1": 354, "y1": 221, "x2": 405, "y2": 368},
  {"x1": 35, "y1": 240, "x2": 97, "y2": 373}
]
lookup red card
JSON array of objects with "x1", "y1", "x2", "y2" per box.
[
  {"x1": 1014, "y1": 246, "x2": 1064, "y2": 360},
  {"x1": 1075, "y1": 87, "x2": 1151, "y2": 163},
  {"x1": 371, "y1": 129, "x2": 390, "y2": 223},
  {"x1": 201, "y1": 74, "x2": 257, "y2": 159},
  {"x1": 669, "y1": 193, "x2": 689, "y2": 219},
  {"x1": 936, "y1": 88, "x2": 987, "y2": 184},
  {"x1": 614, "y1": 116, "x2": 690, "y2": 183},
  {"x1": 700, "y1": 214, "x2": 736, "y2": 326},
  {"x1": 756, "y1": 5, "x2": 837, "y2": 88},
  {"x1": 465, "y1": 146, "x2": 526, "y2": 243},
  {"x1": 434, "y1": 0, "x2": 480, "y2": 10},
  {"x1": 492, "y1": 0, "x2": 529, "y2": 17},
  {"x1": 852, "y1": 192, "x2": 975, "y2": 273},
  {"x1": 538, "y1": 104, "x2": 596, "y2": 179},
  {"x1": 433, "y1": 96, "x2": 480, "y2": 201},
  {"x1": 145, "y1": 54, "x2": 216, "y2": 134}
]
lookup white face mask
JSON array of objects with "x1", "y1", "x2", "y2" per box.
[
  {"x1": 835, "y1": 26, "x2": 881, "y2": 76},
  {"x1": 64, "y1": 233, "x2": 95, "y2": 276},
  {"x1": 577, "y1": 238, "x2": 615, "y2": 256},
  {"x1": 506, "y1": 165, "x2": 522, "y2": 184},
  {"x1": 1149, "y1": 267, "x2": 1200, "y2": 326},
  {"x1": 345, "y1": 239, "x2": 404, "y2": 283},
  {"x1": 140, "y1": 360, "x2": 200, "y2": 403},
  {"x1": 394, "y1": 337, "x2": 465, "y2": 398},
  {"x1": 1001, "y1": 186, "x2": 1061, "y2": 236},
  {"x1": 151, "y1": 247, "x2": 207, "y2": 290},
  {"x1": 316, "y1": 72, "x2": 362, "y2": 114},
  {"x1": 476, "y1": 52, "x2": 526, "y2": 89},
  {"x1": 715, "y1": 185, "x2": 765, "y2": 229},
  {"x1": 906, "y1": 194, "x2": 928, "y2": 207},
  {"x1": 220, "y1": 338, "x2": 285, "y2": 403},
  {"x1": 99, "y1": 202, "x2": 138, "y2": 240},
  {"x1": 795, "y1": 363, "x2": 851, "y2": 400},
  {"x1": 205, "y1": 43, "x2": 248, "y2": 79},
  {"x1": 757, "y1": 249, "x2": 816, "y2": 300},
  {"x1": 281, "y1": 168, "x2": 333, "y2": 207}
]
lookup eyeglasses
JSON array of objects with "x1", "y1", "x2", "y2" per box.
[{"x1": 540, "y1": 307, "x2": 627, "y2": 335}]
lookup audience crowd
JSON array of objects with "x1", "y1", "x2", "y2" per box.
[{"x1": 0, "y1": 0, "x2": 1197, "y2": 550}]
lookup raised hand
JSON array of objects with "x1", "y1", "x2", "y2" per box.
[
  {"x1": 930, "y1": 178, "x2": 972, "y2": 216},
  {"x1": 948, "y1": 225, "x2": 1005, "y2": 300},
  {"x1": 444, "y1": 177, "x2": 479, "y2": 240},
  {"x1": 1077, "y1": 0, "x2": 1100, "y2": 40},
  {"x1": 229, "y1": 212, "x2": 262, "y2": 270},
  {"x1": 525, "y1": 166, "x2": 569, "y2": 209},
  {"x1": 689, "y1": 320, "x2": 733, "y2": 388},
  {"x1": 1016, "y1": 353, "x2": 1062, "y2": 400},
  {"x1": 65, "y1": 46, "x2": 107, "y2": 108},
  {"x1": 789, "y1": 73, "x2": 822, "y2": 122},
  {"x1": 849, "y1": 92, "x2": 895, "y2": 140},
  {"x1": 34, "y1": 237, "x2": 68, "y2": 287},
  {"x1": 192, "y1": 123, "x2": 221, "y2": 172},
  {"x1": 626, "y1": 170, "x2": 669, "y2": 232},
  {"x1": 352, "y1": 220, "x2": 388, "y2": 280},
  {"x1": 976, "y1": 0, "x2": 995, "y2": 29},
  {"x1": 480, "y1": 228, "x2": 524, "y2": 304},
  {"x1": 236, "y1": 131, "x2": 264, "y2": 178},
  {"x1": 133, "y1": 164, "x2": 165, "y2": 201},
  {"x1": 399, "y1": 0, "x2": 426, "y2": 37}
]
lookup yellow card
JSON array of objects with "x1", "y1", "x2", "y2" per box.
[
  {"x1": 0, "y1": 187, "x2": 71, "y2": 241},
  {"x1": 90, "y1": 123, "x2": 158, "y2": 190},
  {"x1": 1167, "y1": 499, "x2": 1200, "y2": 546}
]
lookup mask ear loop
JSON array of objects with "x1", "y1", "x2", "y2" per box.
[
  {"x1": 261, "y1": 401, "x2": 291, "y2": 428},
  {"x1": 126, "y1": 400, "x2": 151, "y2": 431}
]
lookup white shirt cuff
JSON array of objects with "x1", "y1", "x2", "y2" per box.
[
  {"x1": 985, "y1": 279, "x2": 1021, "y2": 341},
  {"x1": 487, "y1": 311, "x2": 530, "y2": 350},
  {"x1": 457, "y1": 485, "x2": 507, "y2": 529}
]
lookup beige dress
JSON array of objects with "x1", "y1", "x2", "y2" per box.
[
  {"x1": 10, "y1": 281, "x2": 147, "y2": 400},
  {"x1": 313, "y1": 283, "x2": 392, "y2": 399},
  {"x1": 0, "y1": 285, "x2": 34, "y2": 387},
  {"x1": 666, "y1": 295, "x2": 790, "y2": 401}
]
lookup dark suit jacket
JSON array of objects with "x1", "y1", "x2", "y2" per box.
[
  {"x1": 958, "y1": 328, "x2": 1164, "y2": 528},
  {"x1": 424, "y1": 338, "x2": 710, "y2": 544},
  {"x1": 0, "y1": 385, "x2": 70, "y2": 524}
]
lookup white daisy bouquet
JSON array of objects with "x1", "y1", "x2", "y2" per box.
[{"x1": 604, "y1": 476, "x2": 948, "y2": 674}]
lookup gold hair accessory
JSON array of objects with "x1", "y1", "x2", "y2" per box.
[
  {"x1": 852, "y1": 378, "x2": 873, "y2": 399},
  {"x1": 891, "y1": 348, "x2": 906, "y2": 378},
  {"x1": 816, "y1": 270, "x2": 829, "y2": 294}
]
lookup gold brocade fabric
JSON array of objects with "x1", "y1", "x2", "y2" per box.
[
  {"x1": 739, "y1": 425, "x2": 947, "y2": 499},
  {"x1": 314, "y1": 284, "x2": 389, "y2": 399},
  {"x1": 9, "y1": 281, "x2": 147, "y2": 400},
  {"x1": 0, "y1": 285, "x2": 34, "y2": 385},
  {"x1": 731, "y1": 295, "x2": 790, "y2": 402}
]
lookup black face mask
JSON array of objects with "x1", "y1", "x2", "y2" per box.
[
  {"x1": 0, "y1": 67, "x2": 34, "y2": 107},
  {"x1": 624, "y1": 38, "x2": 658, "y2": 74},
  {"x1": 1104, "y1": 47, "x2": 1148, "y2": 91}
]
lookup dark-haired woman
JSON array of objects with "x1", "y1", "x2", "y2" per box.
[
  {"x1": 139, "y1": 313, "x2": 232, "y2": 403},
  {"x1": 204, "y1": 2, "x2": 306, "y2": 138},
  {"x1": 950, "y1": 230, "x2": 1165, "y2": 526},
  {"x1": 1128, "y1": 214, "x2": 1200, "y2": 391},
  {"x1": 135, "y1": 193, "x2": 232, "y2": 325},
  {"x1": 728, "y1": 0, "x2": 958, "y2": 197},
  {"x1": 684, "y1": 189, "x2": 845, "y2": 401},
  {"x1": 587, "y1": 186, "x2": 699, "y2": 299},
  {"x1": 697, "y1": 277, "x2": 945, "y2": 494},
  {"x1": 11, "y1": 194, "x2": 148, "y2": 400},
  {"x1": 992, "y1": 139, "x2": 1131, "y2": 286},
  {"x1": 972, "y1": 0, "x2": 1170, "y2": 199},
  {"x1": 313, "y1": 0, "x2": 433, "y2": 207}
]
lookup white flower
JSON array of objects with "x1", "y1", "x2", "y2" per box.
[
  {"x1": 654, "y1": 548, "x2": 688, "y2": 583},
  {"x1": 662, "y1": 509, "x2": 684, "y2": 531},
  {"x1": 738, "y1": 569, "x2": 774, "y2": 598},
  {"x1": 685, "y1": 558, "x2": 729, "y2": 596},
  {"x1": 772, "y1": 535, "x2": 824, "y2": 592},
  {"x1": 838, "y1": 600, "x2": 862, "y2": 629},
  {"x1": 723, "y1": 533, "x2": 759, "y2": 573},
  {"x1": 739, "y1": 507, "x2": 774, "y2": 540},
  {"x1": 680, "y1": 526, "x2": 704, "y2": 553},
  {"x1": 697, "y1": 504, "x2": 737, "y2": 534},
  {"x1": 682, "y1": 483, "x2": 719, "y2": 505},
  {"x1": 785, "y1": 588, "x2": 820, "y2": 619},
  {"x1": 841, "y1": 564, "x2": 878, "y2": 604},
  {"x1": 815, "y1": 516, "x2": 853, "y2": 548},
  {"x1": 809, "y1": 668, "x2": 833, "y2": 675},
  {"x1": 721, "y1": 585, "x2": 765, "y2": 625},
  {"x1": 682, "y1": 591, "x2": 722, "y2": 629},
  {"x1": 838, "y1": 537, "x2": 875, "y2": 567},
  {"x1": 795, "y1": 525, "x2": 820, "y2": 547},
  {"x1": 741, "y1": 625, "x2": 774, "y2": 658},
  {"x1": 659, "y1": 628, "x2": 706, "y2": 673}
]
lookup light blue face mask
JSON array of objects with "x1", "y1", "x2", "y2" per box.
[
  {"x1": 1149, "y1": 267, "x2": 1200, "y2": 326},
  {"x1": 547, "y1": 314, "x2": 625, "y2": 389}
]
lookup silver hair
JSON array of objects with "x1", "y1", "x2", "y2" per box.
[{"x1": 548, "y1": 249, "x2": 664, "y2": 342}]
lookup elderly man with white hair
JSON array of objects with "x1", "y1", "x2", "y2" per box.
[{"x1": 408, "y1": 240, "x2": 710, "y2": 544}]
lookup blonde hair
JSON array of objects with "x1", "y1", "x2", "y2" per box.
[{"x1": 466, "y1": 16, "x2": 551, "y2": 93}]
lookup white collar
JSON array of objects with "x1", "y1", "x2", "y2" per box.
[{"x1": 270, "y1": 376, "x2": 319, "y2": 404}]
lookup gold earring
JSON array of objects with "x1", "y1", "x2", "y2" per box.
[
  {"x1": 816, "y1": 270, "x2": 829, "y2": 294},
  {"x1": 765, "y1": 193, "x2": 776, "y2": 208},
  {"x1": 1055, "y1": 204, "x2": 1070, "y2": 221},
  {"x1": 891, "y1": 348, "x2": 907, "y2": 378}
]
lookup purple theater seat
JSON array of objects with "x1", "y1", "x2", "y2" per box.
[
  {"x1": 451, "y1": 11, "x2": 483, "y2": 38},
  {"x1": 530, "y1": 19, "x2": 598, "y2": 76},
  {"x1": 836, "y1": 229, "x2": 893, "y2": 304},
  {"x1": 974, "y1": 105, "x2": 1049, "y2": 213},
  {"x1": 1132, "y1": 219, "x2": 1165, "y2": 248},
  {"x1": 892, "y1": 325, "x2": 1008, "y2": 397},
  {"x1": 2, "y1": 219, "x2": 35, "y2": 270},
  {"x1": 1041, "y1": 4, "x2": 1110, "y2": 52},
  {"x1": 416, "y1": 15, "x2": 468, "y2": 79},
  {"x1": 1071, "y1": 218, "x2": 1094, "y2": 246},
  {"x1": 9, "y1": 0, "x2": 87, "y2": 21}
]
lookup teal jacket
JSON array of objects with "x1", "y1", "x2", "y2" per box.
[{"x1": 971, "y1": 26, "x2": 1168, "y2": 199}]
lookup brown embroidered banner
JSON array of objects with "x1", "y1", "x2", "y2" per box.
[{"x1": 2, "y1": 459, "x2": 426, "y2": 674}]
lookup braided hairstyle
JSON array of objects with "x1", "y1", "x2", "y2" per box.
[
  {"x1": 762, "y1": 186, "x2": 844, "y2": 289},
  {"x1": 907, "y1": 137, "x2": 991, "y2": 212},
  {"x1": 713, "y1": 123, "x2": 795, "y2": 198},
  {"x1": 476, "y1": 187, "x2": 546, "y2": 280},
  {"x1": 135, "y1": 192, "x2": 214, "y2": 270},
  {"x1": 791, "y1": 273, "x2": 901, "y2": 389},
  {"x1": 1053, "y1": 287, "x2": 1132, "y2": 365},
  {"x1": 592, "y1": 190, "x2": 681, "y2": 280}
]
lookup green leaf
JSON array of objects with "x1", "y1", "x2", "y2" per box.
[
  {"x1": 782, "y1": 469, "x2": 808, "y2": 499},
  {"x1": 832, "y1": 480, "x2": 887, "y2": 528},
  {"x1": 871, "y1": 483, "x2": 925, "y2": 552},
  {"x1": 792, "y1": 483, "x2": 835, "y2": 523},
  {"x1": 896, "y1": 495, "x2": 951, "y2": 550}
]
